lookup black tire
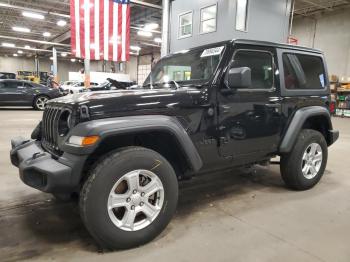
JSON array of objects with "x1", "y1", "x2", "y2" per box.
[
  {"x1": 280, "y1": 129, "x2": 328, "y2": 190},
  {"x1": 33, "y1": 95, "x2": 49, "y2": 110},
  {"x1": 79, "y1": 146, "x2": 178, "y2": 250}
]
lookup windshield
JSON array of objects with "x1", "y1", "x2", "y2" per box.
[{"x1": 143, "y1": 45, "x2": 225, "y2": 87}]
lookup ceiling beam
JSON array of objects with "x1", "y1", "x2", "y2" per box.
[
  {"x1": 130, "y1": 0, "x2": 162, "y2": 10},
  {"x1": 300, "y1": 0, "x2": 333, "y2": 11},
  {"x1": 0, "y1": 2, "x2": 70, "y2": 18},
  {"x1": 0, "y1": 45, "x2": 70, "y2": 54},
  {"x1": 0, "y1": 35, "x2": 70, "y2": 47}
]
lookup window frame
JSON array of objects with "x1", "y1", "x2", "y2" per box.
[
  {"x1": 229, "y1": 48, "x2": 276, "y2": 92},
  {"x1": 199, "y1": 3, "x2": 218, "y2": 35},
  {"x1": 235, "y1": 0, "x2": 249, "y2": 32},
  {"x1": 178, "y1": 11, "x2": 193, "y2": 39},
  {"x1": 277, "y1": 48, "x2": 329, "y2": 97}
]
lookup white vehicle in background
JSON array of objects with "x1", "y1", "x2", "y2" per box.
[{"x1": 60, "y1": 81, "x2": 99, "y2": 94}]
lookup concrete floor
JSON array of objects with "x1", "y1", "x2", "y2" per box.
[{"x1": 0, "y1": 108, "x2": 349, "y2": 262}]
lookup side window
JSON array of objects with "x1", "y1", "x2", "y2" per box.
[
  {"x1": 0, "y1": 82, "x2": 4, "y2": 88},
  {"x1": 231, "y1": 50, "x2": 274, "y2": 89},
  {"x1": 200, "y1": 4, "x2": 217, "y2": 34},
  {"x1": 178, "y1": 11, "x2": 192, "y2": 38},
  {"x1": 24, "y1": 83, "x2": 33, "y2": 88},
  {"x1": 4, "y1": 81, "x2": 21, "y2": 89},
  {"x1": 283, "y1": 53, "x2": 325, "y2": 90}
]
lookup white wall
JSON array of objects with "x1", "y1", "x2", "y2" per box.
[
  {"x1": 0, "y1": 55, "x2": 140, "y2": 82},
  {"x1": 292, "y1": 8, "x2": 350, "y2": 77}
]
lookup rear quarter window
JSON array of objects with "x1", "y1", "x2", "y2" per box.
[{"x1": 282, "y1": 53, "x2": 326, "y2": 90}]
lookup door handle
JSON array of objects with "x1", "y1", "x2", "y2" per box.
[{"x1": 265, "y1": 103, "x2": 281, "y2": 108}]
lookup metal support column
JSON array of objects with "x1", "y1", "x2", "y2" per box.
[
  {"x1": 84, "y1": 58, "x2": 90, "y2": 87},
  {"x1": 34, "y1": 55, "x2": 39, "y2": 78},
  {"x1": 161, "y1": 0, "x2": 170, "y2": 57},
  {"x1": 52, "y1": 47, "x2": 58, "y2": 82}
]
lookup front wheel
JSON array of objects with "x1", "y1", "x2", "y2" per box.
[
  {"x1": 280, "y1": 129, "x2": 328, "y2": 190},
  {"x1": 79, "y1": 147, "x2": 178, "y2": 250},
  {"x1": 33, "y1": 95, "x2": 49, "y2": 110}
]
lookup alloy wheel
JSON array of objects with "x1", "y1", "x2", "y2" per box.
[
  {"x1": 301, "y1": 143, "x2": 323, "y2": 179},
  {"x1": 36, "y1": 96, "x2": 48, "y2": 110},
  {"x1": 107, "y1": 169, "x2": 164, "y2": 231}
]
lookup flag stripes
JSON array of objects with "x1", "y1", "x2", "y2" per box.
[{"x1": 71, "y1": 0, "x2": 130, "y2": 61}]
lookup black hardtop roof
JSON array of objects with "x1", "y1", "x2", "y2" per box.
[
  {"x1": 172, "y1": 39, "x2": 323, "y2": 55},
  {"x1": 232, "y1": 39, "x2": 323, "y2": 54}
]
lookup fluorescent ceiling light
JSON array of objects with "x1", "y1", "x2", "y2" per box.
[
  {"x1": 61, "y1": 52, "x2": 68, "y2": 57},
  {"x1": 13, "y1": 54, "x2": 18, "y2": 57},
  {"x1": 71, "y1": 58, "x2": 76, "y2": 62},
  {"x1": 49, "y1": 56, "x2": 53, "y2": 60},
  {"x1": 57, "y1": 20, "x2": 67, "y2": 27},
  {"x1": 145, "y1": 23, "x2": 159, "y2": 30},
  {"x1": 154, "y1": 37, "x2": 162, "y2": 43},
  {"x1": 17, "y1": 50, "x2": 23, "y2": 54},
  {"x1": 12, "y1": 26, "x2": 31, "y2": 33},
  {"x1": 130, "y1": 45, "x2": 141, "y2": 51},
  {"x1": 24, "y1": 45, "x2": 31, "y2": 49},
  {"x1": 137, "y1": 31, "x2": 152, "y2": 37},
  {"x1": 2, "y1": 42, "x2": 15, "y2": 47},
  {"x1": 22, "y1": 11, "x2": 44, "y2": 20},
  {"x1": 43, "y1": 32, "x2": 51, "y2": 37}
]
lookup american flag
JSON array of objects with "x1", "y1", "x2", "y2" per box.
[{"x1": 70, "y1": 0, "x2": 130, "y2": 61}]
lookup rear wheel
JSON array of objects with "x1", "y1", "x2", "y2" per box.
[
  {"x1": 79, "y1": 147, "x2": 178, "y2": 250},
  {"x1": 280, "y1": 129, "x2": 328, "y2": 190},
  {"x1": 33, "y1": 95, "x2": 49, "y2": 110}
]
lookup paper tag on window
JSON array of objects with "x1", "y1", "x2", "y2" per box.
[
  {"x1": 319, "y1": 74, "x2": 325, "y2": 88},
  {"x1": 200, "y1": 46, "x2": 224, "y2": 57}
]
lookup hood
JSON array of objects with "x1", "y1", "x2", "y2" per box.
[{"x1": 50, "y1": 86, "x2": 206, "y2": 119}]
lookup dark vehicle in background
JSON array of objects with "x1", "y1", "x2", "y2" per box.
[
  {"x1": 11, "y1": 39, "x2": 339, "y2": 250},
  {"x1": 0, "y1": 72, "x2": 16, "y2": 79},
  {"x1": 0, "y1": 79, "x2": 61, "y2": 110}
]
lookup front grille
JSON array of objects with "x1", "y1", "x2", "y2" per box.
[{"x1": 41, "y1": 104, "x2": 63, "y2": 155}]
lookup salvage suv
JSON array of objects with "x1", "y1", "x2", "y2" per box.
[{"x1": 10, "y1": 39, "x2": 339, "y2": 250}]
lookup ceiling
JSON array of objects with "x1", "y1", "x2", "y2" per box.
[
  {"x1": 294, "y1": 0, "x2": 350, "y2": 16},
  {"x1": 0, "y1": 0, "x2": 162, "y2": 59}
]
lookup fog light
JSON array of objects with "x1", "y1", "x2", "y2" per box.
[{"x1": 68, "y1": 135, "x2": 99, "y2": 146}]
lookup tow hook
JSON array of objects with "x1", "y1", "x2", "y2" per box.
[{"x1": 32, "y1": 152, "x2": 45, "y2": 159}]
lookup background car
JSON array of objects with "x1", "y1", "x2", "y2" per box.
[
  {"x1": 0, "y1": 72, "x2": 16, "y2": 79},
  {"x1": 61, "y1": 81, "x2": 99, "y2": 94},
  {"x1": 0, "y1": 79, "x2": 61, "y2": 110},
  {"x1": 85, "y1": 79, "x2": 136, "y2": 92}
]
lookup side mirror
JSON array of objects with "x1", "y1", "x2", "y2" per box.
[{"x1": 225, "y1": 67, "x2": 252, "y2": 89}]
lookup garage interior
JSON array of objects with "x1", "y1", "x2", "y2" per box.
[{"x1": 1, "y1": 0, "x2": 350, "y2": 261}]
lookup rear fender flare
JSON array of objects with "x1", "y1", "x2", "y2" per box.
[{"x1": 279, "y1": 106, "x2": 332, "y2": 153}]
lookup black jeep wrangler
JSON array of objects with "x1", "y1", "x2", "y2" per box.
[{"x1": 10, "y1": 39, "x2": 339, "y2": 250}]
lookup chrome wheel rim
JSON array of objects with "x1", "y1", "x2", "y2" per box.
[
  {"x1": 107, "y1": 169, "x2": 164, "y2": 231},
  {"x1": 301, "y1": 143, "x2": 323, "y2": 179},
  {"x1": 36, "y1": 96, "x2": 48, "y2": 110}
]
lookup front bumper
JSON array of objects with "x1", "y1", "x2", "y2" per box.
[{"x1": 10, "y1": 137, "x2": 85, "y2": 193}]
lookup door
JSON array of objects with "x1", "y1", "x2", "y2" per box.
[
  {"x1": 0, "y1": 80, "x2": 31, "y2": 104},
  {"x1": 217, "y1": 46, "x2": 282, "y2": 164}
]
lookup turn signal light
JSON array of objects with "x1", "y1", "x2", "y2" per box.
[
  {"x1": 82, "y1": 136, "x2": 99, "y2": 146},
  {"x1": 68, "y1": 135, "x2": 99, "y2": 146}
]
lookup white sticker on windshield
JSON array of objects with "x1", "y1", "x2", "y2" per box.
[{"x1": 200, "y1": 46, "x2": 224, "y2": 58}]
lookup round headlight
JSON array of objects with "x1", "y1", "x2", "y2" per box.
[{"x1": 58, "y1": 110, "x2": 72, "y2": 137}]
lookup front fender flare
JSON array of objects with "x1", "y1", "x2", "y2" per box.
[
  {"x1": 279, "y1": 106, "x2": 332, "y2": 153},
  {"x1": 61, "y1": 115, "x2": 203, "y2": 171}
]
